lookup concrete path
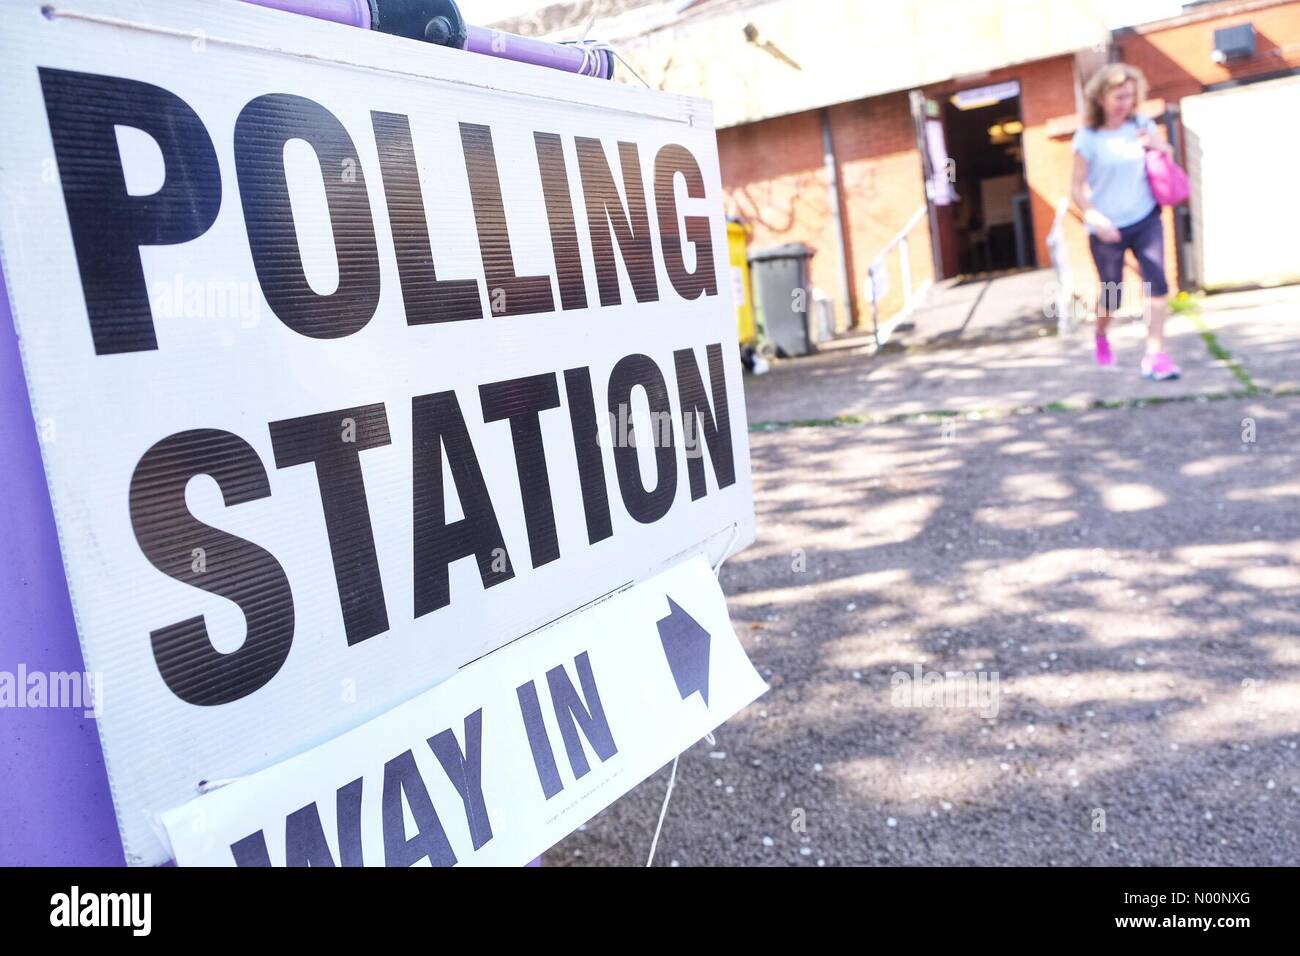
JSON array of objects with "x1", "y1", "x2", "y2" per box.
[
  {"x1": 745, "y1": 271, "x2": 1270, "y2": 426},
  {"x1": 1198, "y1": 285, "x2": 1300, "y2": 395},
  {"x1": 889, "y1": 268, "x2": 1059, "y2": 348}
]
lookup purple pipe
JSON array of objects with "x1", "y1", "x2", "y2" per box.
[
  {"x1": 465, "y1": 26, "x2": 613, "y2": 79},
  {"x1": 0, "y1": 267, "x2": 125, "y2": 866},
  {"x1": 240, "y1": 0, "x2": 612, "y2": 78},
  {"x1": 241, "y1": 0, "x2": 372, "y2": 28}
]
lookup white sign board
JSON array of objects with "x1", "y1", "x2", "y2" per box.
[
  {"x1": 0, "y1": 0, "x2": 754, "y2": 864},
  {"x1": 162, "y1": 557, "x2": 766, "y2": 866}
]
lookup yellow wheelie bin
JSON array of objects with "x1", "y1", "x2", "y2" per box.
[{"x1": 727, "y1": 219, "x2": 757, "y2": 347}]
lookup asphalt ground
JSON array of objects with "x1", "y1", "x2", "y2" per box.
[{"x1": 555, "y1": 289, "x2": 1300, "y2": 866}]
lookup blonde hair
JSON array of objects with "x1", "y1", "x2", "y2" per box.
[{"x1": 1082, "y1": 63, "x2": 1148, "y2": 129}]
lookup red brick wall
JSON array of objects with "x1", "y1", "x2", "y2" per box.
[
  {"x1": 826, "y1": 92, "x2": 932, "y2": 327},
  {"x1": 1118, "y1": 0, "x2": 1300, "y2": 104},
  {"x1": 717, "y1": 62, "x2": 1084, "y2": 329},
  {"x1": 716, "y1": 111, "x2": 849, "y2": 330},
  {"x1": 713, "y1": 1, "x2": 1300, "y2": 329},
  {"x1": 717, "y1": 93, "x2": 930, "y2": 329},
  {"x1": 1117, "y1": 0, "x2": 1300, "y2": 296},
  {"x1": 924, "y1": 55, "x2": 1089, "y2": 295}
]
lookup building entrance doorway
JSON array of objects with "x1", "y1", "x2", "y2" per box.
[{"x1": 930, "y1": 80, "x2": 1036, "y2": 278}]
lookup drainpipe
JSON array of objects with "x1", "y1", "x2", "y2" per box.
[{"x1": 820, "y1": 109, "x2": 857, "y2": 331}]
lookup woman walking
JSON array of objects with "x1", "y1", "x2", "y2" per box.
[{"x1": 1071, "y1": 63, "x2": 1180, "y2": 380}]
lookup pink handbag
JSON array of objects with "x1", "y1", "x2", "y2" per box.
[{"x1": 1145, "y1": 148, "x2": 1190, "y2": 206}]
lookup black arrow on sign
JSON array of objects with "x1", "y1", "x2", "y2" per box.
[{"x1": 656, "y1": 597, "x2": 711, "y2": 705}]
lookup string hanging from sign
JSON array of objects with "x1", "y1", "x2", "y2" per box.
[
  {"x1": 644, "y1": 521, "x2": 737, "y2": 867},
  {"x1": 561, "y1": 14, "x2": 652, "y2": 92},
  {"x1": 566, "y1": 38, "x2": 652, "y2": 90},
  {"x1": 646, "y1": 756, "x2": 678, "y2": 867}
]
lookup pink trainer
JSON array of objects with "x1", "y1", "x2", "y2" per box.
[
  {"x1": 1141, "y1": 352, "x2": 1181, "y2": 381},
  {"x1": 1095, "y1": 334, "x2": 1114, "y2": 367}
]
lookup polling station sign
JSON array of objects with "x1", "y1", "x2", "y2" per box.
[
  {"x1": 161, "y1": 557, "x2": 766, "y2": 867},
  {"x1": 0, "y1": 0, "x2": 755, "y2": 865}
]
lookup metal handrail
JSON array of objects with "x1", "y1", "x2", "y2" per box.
[
  {"x1": 863, "y1": 204, "x2": 928, "y2": 348},
  {"x1": 880, "y1": 205, "x2": 929, "y2": 259}
]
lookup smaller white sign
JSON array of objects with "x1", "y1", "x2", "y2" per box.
[
  {"x1": 866, "y1": 258, "x2": 889, "y2": 304},
  {"x1": 951, "y1": 80, "x2": 1021, "y2": 111},
  {"x1": 160, "y1": 556, "x2": 766, "y2": 866}
]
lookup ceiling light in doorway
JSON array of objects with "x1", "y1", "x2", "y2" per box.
[{"x1": 988, "y1": 119, "x2": 1023, "y2": 144}]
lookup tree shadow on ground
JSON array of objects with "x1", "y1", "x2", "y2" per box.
[{"x1": 556, "y1": 394, "x2": 1300, "y2": 866}]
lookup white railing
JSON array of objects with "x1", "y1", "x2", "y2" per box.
[
  {"x1": 863, "y1": 204, "x2": 931, "y2": 348},
  {"x1": 1045, "y1": 195, "x2": 1085, "y2": 335}
]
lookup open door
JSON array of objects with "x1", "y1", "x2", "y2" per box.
[
  {"x1": 937, "y1": 80, "x2": 1036, "y2": 277},
  {"x1": 908, "y1": 89, "x2": 948, "y2": 281}
]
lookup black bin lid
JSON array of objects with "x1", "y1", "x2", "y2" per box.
[{"x1": 748, "y1": 242, "x2": 816, "y2": 263}]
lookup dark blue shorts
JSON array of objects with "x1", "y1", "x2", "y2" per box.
[{"x1": 1089, "y1": 205, "x2": 1169, "y2": 312}]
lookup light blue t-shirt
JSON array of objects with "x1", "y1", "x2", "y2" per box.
[{"x1": 1073, "y1": 115, "x2": 1158, "y2": 231}]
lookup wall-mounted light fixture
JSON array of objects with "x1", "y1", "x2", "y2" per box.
[
  {"x1": 1212, "y1": 23, "x2": 1257, "y2": 64},
  {"x1": 742, "y1": 22, "x2": 802, "y2": 70}
]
